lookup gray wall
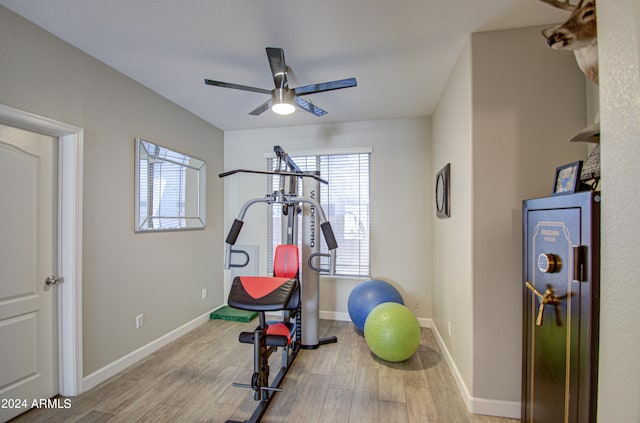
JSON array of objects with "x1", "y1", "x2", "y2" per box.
[
  {"x1": 0, "y1": 6, "x2": 225, "y2": 376},
  {"x1": 471, "y1": 27, "x2": 587, "y2": 402},
  {"x1": 431, "y1": 40, "x2": 474, "y2": 399},
  {"x1": 223, "y1": 118, "x2": 432, "y2": 320},
  {"x1": 597, "y1": 0, "x2": 640, "y2": 420},
  {"x1": 432, "y1": 25, "x2": 587, "y2": 415}
]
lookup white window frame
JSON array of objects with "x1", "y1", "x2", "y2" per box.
[{"x1": 266, "y1": 148, "x2": 371, "y2": 278}]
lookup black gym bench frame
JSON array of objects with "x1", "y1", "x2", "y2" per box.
[
  {"x1": 220, "y1": 146, "x2": 338, "y2": 423},
  {"x1": 225, "y1": 313, "x2": 300, "y2": 423}
]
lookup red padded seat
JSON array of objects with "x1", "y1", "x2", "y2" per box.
[{"x1": 227, "y1": 245, "x2": 300, "y2": 312}]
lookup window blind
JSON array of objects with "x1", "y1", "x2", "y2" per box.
[
  {"x1": 139, "y1": 146, "x2": 188, "y2": 229},
  {"x1": 267, "y1": 152, "x2": 371, "y2": 277}
]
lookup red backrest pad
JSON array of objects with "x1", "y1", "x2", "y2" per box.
[{"x1": 274, "y1": 244, "x2": 299, "y2": 278}]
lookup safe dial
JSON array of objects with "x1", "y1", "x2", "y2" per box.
[{"x1": 537, "y1": 253, "x2": 561, "y2": 273}]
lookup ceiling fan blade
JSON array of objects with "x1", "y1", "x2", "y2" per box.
[
  {"x1": 295, "y1": 96, "x2": 327, "y2": 116},
  {"x1": 294, "y1": 77, "x2": 357, "y2": 96},
  {"x1": 266, "y1": 47, "x2": 288, "y2": 89},
  {"x1": 204, "y1": 79, "x2": 271, "y2": 95},
  {"x1": 249, "y1": 99, "x2": 272, "y2": 116}
]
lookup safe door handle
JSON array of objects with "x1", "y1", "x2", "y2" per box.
[{"x1": 525, "y1": 281, "x2": 559, "y2": 326}]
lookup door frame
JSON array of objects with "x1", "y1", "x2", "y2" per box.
[{"x1": 0, "y1": 104, "x2": 84, "y2": 396}]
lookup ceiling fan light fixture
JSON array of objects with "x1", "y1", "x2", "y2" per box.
[
  {"x1": 204, "y1": 47, "x2": 357, "y2": 117},
  {"x1": 272, "y1": 102, "x2": 295, "y2": 115},
  {"x1": 271, "y1": 88, "x2": 295, "y2": 115}
]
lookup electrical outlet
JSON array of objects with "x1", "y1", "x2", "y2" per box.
[
  {"x1": 201, "y1": 288, "x2": 207, "y2": 299},
  {"x1": 447, "y1": 321, "x2": 452, "y2": 337},
  {"x1": 411, "y1": 297, "x2": 420, "y2": 310},
  {"x1": 136, "y1": 314, "x2": 144, "y2": 329}
]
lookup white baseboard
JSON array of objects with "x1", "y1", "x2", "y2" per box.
[
  {"x1": 416, "y1": 317, "x2": 432, "y2": 328},
  {"x1": 319, "y1": 311, "x2": 433, "y2": 328},
  {"x1": 430, "y1": 323, "x2": 521, "y2": 419},
  {"x1": 319, "y1": 310, "x2": 350, "y2": 321},
  {"x1": 82, "y1": 306, "x2": 223, "y2": 392}
]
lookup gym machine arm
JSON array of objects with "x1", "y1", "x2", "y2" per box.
[{"x1": 223, "y1": 194, "x2": 338, "y2": 275}]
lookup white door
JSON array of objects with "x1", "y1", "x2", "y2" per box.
[{"x1": 0, "y1": 124, "x2": 58, "y2": 422}]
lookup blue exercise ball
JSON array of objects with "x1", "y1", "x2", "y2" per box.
[{"x1": 348, "y1": 279, "x2": 404, "y2": 333}]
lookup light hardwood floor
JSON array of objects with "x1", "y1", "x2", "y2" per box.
[{"x1": 11, "y1": 319, "x2": 520, "y2": 423}]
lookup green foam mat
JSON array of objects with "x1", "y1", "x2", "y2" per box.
[{"x1": 210, "y1": 306, "x2": 257, "y2": 322}]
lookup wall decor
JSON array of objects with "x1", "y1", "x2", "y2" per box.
[
  {"x1": 134, "y1": 138, "x2": 206, "y2": 232},
  {"x1": 552, "y1": 160, "x2": 583, "y2": 195},
  {"x1": 539, "y1": 0, "x2": 598, "y2": 85},
  {"x1": 435, "y1": 163, "x2": 450, "y2": 218}
]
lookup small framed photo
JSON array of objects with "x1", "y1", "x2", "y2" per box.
[{"x1": 552, "y1": 160, "x2": 583, "y2": 195}]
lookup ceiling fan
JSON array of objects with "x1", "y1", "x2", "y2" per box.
[{"x1": 204, "y1": 47, "x2": 357, "y2": 117}]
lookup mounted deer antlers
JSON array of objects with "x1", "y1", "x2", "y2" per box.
[
  {"x1": 540, "y1": 0, "x2": 584, "y2": 11},
  {"x1": 540, "y1": 0, "x2": 598, "y2": 84}
]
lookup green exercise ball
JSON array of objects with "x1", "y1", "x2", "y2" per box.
[{"x1": 364, "y1": 302, "x2": 421, "y2": 362}]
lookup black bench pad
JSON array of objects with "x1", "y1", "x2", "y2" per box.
[{"x1": 228, "y1": 276, "x2": 299, "y2": 312}]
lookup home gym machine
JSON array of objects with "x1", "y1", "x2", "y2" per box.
[{"x1": 220, "y1": 146, "x2": 338, "y2": 423}]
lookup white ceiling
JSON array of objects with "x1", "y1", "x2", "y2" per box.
[{"x1": 0, "y1": 0, "x2": 568, "y2": 131}]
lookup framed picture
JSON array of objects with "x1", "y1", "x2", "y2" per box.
[
  {"x1": 552, "y1": 160, "x2": 583, "y2": 195},
  {"x1": 435, "y1": 163, "x2": 450, "y2": 218}
]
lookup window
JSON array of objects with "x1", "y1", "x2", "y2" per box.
[{"x1": 267, "y1": 151, "x2": 370, "y2": 277}]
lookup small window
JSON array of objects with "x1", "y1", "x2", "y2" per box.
[{"x1": 267, "y1": 152, "x2": 370, "y2": 277}]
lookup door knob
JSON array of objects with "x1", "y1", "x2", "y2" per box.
[{"x1": 45, "y1": 275, "x2": 62, "y2": 286}]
